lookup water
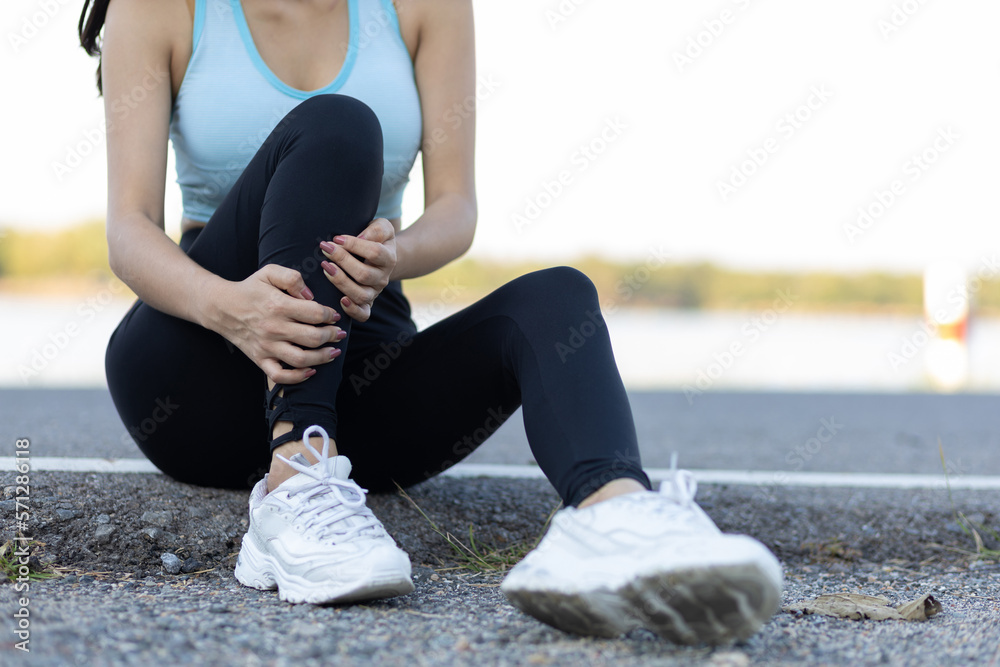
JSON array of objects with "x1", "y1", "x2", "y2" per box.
[{"x1": 3, "y1": 294, "x2": 999, "y2": 391}]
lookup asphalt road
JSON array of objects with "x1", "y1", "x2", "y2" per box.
[
  {"x1": 2, "y1": 388, "x2": 997, "y2": 476},
  {"x1": 1, "y1": 389, "x2": 999, "y2": 665}
]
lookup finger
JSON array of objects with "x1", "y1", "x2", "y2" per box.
[
  {"x1": 269, "y1": 321, "x2": 344, "y2": 350},
  {"x1": 281, "y1": 296, "x2": 341, "y2": 326},
  {"x1": 321, "y1": 261, "x2": 378, "y2": 306},
  {"x1": 321, "y1": 255, "x2": 380, "y2": 295},
  {"x1": 339, "y1": 296, "x2": 371, "y2": 323},
  {"x1": 271, "y1": 340, "x2": 343, "y2": 369},
  {"x1": 260, "y1": 265, "x2": 313, "y2": 299},
  {"x1": 261, "y1": 358, "x2": 316, "y2": 386},
  {"x1": 320, "y1": 237, "x2": 382, "y2": 267},
  {"x1": 357, "y1": 217, "x2": 393, "y2": 242}
]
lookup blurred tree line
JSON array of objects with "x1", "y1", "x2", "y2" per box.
[
  {"x1": 0, "y1": 220, "x2": 112, "y2": 278},
  {"x1": 2, "y1": 221, "x2": 999, "y2": 314}
]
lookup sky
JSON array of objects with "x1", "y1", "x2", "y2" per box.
[{"x1": 1, "y1": 0, "x2": 998, "y2": 273}]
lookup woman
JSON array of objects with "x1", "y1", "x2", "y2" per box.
[{"x1": 80, "y1": 0, "x2": 782, "y2": 644}]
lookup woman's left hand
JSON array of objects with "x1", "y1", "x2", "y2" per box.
[{"x1": 320, "y1": 218, "x2": 397, "y2": 322}]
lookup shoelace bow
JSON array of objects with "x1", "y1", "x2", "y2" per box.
[
  {"x1": 659, "y1": 452, "x2": 699, "y2": 507},
  {"x1": 615, "y1": 452, "x2": 705, "y2": 528},
  {"x1": 275, "y1": 426, "x2": 382, "y2": 541}
]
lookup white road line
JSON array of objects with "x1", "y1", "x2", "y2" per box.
[
  {"x1": 3, "y1": 457, "x2": 1000, "y2": 490},
  {"x1": 2, "y1": 457, "x2": 161, "y2": 474},
  {"x1": 446, "y1": 464, "x2": 1000, "y2": 489}
]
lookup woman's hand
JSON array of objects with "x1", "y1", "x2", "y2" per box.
[
  {"x1": 208, "y1": 265, "x2": 344, "y2": 385},
  {"x1": 319, "y1": 218, "x2": 398, "y2": 322}
]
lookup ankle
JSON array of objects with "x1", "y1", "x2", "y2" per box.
[
  {"x1": 266, "y1": 435, "x2": 338, "y2": 492},
  {"x1": 577, "y1": 478, "x2": 647, "y2": 509}
]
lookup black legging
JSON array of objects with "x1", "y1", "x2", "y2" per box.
[{"x1": 105, "y1": 94, "x2": 650, "y2": 506}]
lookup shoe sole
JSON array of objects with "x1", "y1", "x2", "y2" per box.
[
  {"x1": 502, "y1": 548, "x2": 782, "y2": 644},
  {"x1": 234, "y1": 536, "x2": 414, "y2": 605}
]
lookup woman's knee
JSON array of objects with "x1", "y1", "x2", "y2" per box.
[
  {"x1": 506, "y1": 266, "x2": 601, "y2": 311},
  {"x1": 282, "y1": 95, "x2": 382, "y2": 157},
  {"x1": 273, "y1": 95, "x2": 384, "y2": 189},
  {"x1": 262, "y1": 94, "x2": 384, "y2": 235}
]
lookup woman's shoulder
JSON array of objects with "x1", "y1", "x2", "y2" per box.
[
  {"x1": 393, "y1": 0, "x2": 472, "y2": 57},
  {"x1": 104, "y1": 0, "x2": 194, "y2": 98},
  {"x1": 104, "y1": 0, "x2": 193, "y2": 46}
]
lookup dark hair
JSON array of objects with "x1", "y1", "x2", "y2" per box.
[{"x1": 79, "y1": 0, "x2": 111, "y2": 94}]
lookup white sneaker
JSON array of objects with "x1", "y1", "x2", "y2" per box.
[
  {"x1": 500, "y1": 464, "x2": 783, "y2": 644},
  {"x1": 234, "y1": 425, "x2": 414, "y2": 604}
]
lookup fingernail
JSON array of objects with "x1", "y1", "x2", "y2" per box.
[
  {"x1": 301, "y1": 287, "x2": 314, "y2": 300},
  {"x1": 341, "y1": 297, "x2": 352, "y2": 308},
  {"x1": 320, "y1": 241, "x2": 335, "y2": 253},
  {"x1": 335, "y1": 330, "x2": 347, "y2": 341},
  {"x1": 333, "y1": 236, "x2": 347, "y2": 245},
  {"x1": 329, "y1": 347, "x2": 342, "y2": 359},
  {"x1": 330, "y1": 311, "x2": 341, "y2": 322},
  {"x1": 322, "y1": 261, "x2": 337, "y2": 276},
  {"x1": 304, "y1": 368, "x2": 317, "y2": 378}
]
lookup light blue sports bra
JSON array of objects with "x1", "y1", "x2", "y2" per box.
[{"x1": 169, "y1": 0, "x2": 422, "y2": 222}]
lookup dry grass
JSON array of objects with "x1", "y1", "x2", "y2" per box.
[
  {"x1": 396, "y1": 484, "x2": 560, "y2": 574},
  {"x1": 939, "y1": 439, "x2": 1000, "y2": 562}
]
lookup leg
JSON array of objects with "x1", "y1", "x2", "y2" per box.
[
  {"x1": 335, "y1": 266, "x2": 651, "y2": 507},
  {"x1": 335, "y1": 268, "x2": 650, "y2": 502},
  {"x1": 106, "y1": 94, "x2": 385, "y2": 488},
  {"x1": 328, "y1": 266, "x2": 783, "y2": 644},
  {"x1": 108, "y1": 95, "x2": 414, "y2": 604}
]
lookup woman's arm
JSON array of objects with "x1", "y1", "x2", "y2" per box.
[
  {"x1": 102, "y1": 0, "x2": 213, "y2": 323},
  {"x1": 392, "y1": 0, "x2": 478, "y2": 280},
  {"x1": 101, "y1": 0, "x2": 340, "y2": 384},
  {"x1": 322, "y1": 0, "x2": 477, "y2": 298}
]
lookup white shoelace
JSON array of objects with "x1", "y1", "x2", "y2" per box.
[
  {"x1": 275, "y1": 425, "x2": 382, "y2": 541},
  {"x1": 659, "y1": 452, "x2": 699, "y2": 507}
]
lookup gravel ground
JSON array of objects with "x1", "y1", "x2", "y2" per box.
[{"x1": 1, "y1": 472, "x2": 999, "y2": 665}]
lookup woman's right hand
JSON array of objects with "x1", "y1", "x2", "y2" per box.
[{"x1": 206, "y1": 265, "x2": 344, "y2": 385}]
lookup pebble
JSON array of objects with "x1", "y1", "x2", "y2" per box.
[
  {"x1": 141, "y1": 510, "x2": 173, "y2": 527},
  {"x1": 96, "y1": 514, "x2": 111, "y2": 524},
  {"x1": 181, "y1": 558, "x2": 203, "y2": 574},
  {"x1": 161, "y1": 553, "x2": 183, "y2": 575},
  {"x1": 95, "y1": 524, "x2": 116, "y2": 543},
  {"x1": 55, "y1": 509, "x2": 78, "y2": 520},
  {"x1": 707, "y1": 651, "x2": 751, "y2": 667},
  {"x1": 9, "y1": 471, "x2": 1000, "y2": 666}
]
